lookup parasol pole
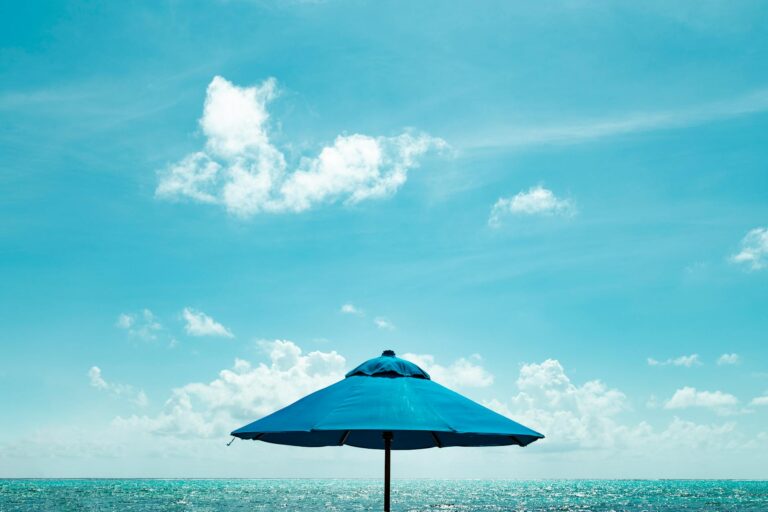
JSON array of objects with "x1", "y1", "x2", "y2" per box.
[{"x1": 383, "y1": 431, "x2": 393, "y2": 512}]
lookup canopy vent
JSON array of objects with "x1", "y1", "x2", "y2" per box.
[{"x1": 345, "y1": 350, "x2": 431, "y2": 379}]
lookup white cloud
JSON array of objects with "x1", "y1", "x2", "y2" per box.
[
  {"x1": 489, "y1": 186, "x2": 575, "y2": 227},
  {"x1": 134, "y1": 391, "x2": 149, "y2": 408},
  {"x1": 340, "y1": 303, "x2": 362, "y2": 315},
  {"x1": 10, "y1": 345, "x2": 764, "y2": 477},
  {"x1": 486, "y1": 359, "x2": 747, "y2": 454},
  {"x1": 156, "y1": 152, "x2": 222, "y2": 204},
  {"x1": 373, "y1": 317, "x2": 395, "y2": 330},
  {"x1": 647, "y1": 354, "x2": 701, "y2": 367},
  {"x1": 652, "y1": 417, "x2": 738, "y2": 450},
  {"x1": 182, "y1": 307, "x2": 234, "y2": 338},
  {"x1": 88, "y1": 366, "x2": 148, "y2": 407},
  {"x1": 340, "y1": 304, "x2": 396, "y2": 330},
  {"x1": 115, "y1": 313, "x2": 134, "y2": 329},
  {"x1": 730, "y1": 227, "x2": 768, "y2": 270},
  {"x1": 88, "y1": 366, "x2": 108, "y2": 390},
  {"x1": 115, "y1": 345, "x2": 497, "y2": 439},
  {"x1": 487, "y1": 359, "x2": 629, "y2": 450},
  {"x1": 115, "y1": 340, "x2": 345, "y2": 438},
  {"x1": 664, "y1": 386, "x2": 739, "y2": 415},
  {"x1": 717, "y1": 353, "x2": 740, "y2": 366},
  {"x1": 156, "y1": 76, "x2": 447, "y2": 217},
  {"x1": 121, "y1": 349, "x2": 746, "y2": 452},
  {"x1": 402, "y1": 353, "x2": 494, "y2": 389},
  {"x1": 751, "y1": 394, "x2": 768, "y2": 407},
  {"x1": 487, "y1": 361, "x2": 650, "y2": 450},
  {"x1": 115, "y1": 309, "x2": 162, "y2": 341}
]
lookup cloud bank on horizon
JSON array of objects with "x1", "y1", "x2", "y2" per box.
[{"x1": 4, "y1": 340, "x2": 762, "y2": 477}]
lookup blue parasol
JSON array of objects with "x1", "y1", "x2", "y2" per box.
[{"x1": 232, "y1": 350, "x2": 543, "y2": 510}]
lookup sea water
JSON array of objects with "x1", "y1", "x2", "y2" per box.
[{"x1": 1, "y1": 479, "x2": 767, "y2": 511}]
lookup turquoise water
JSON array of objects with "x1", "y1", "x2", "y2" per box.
[{"x1": 1, "y1": 479, "x2": 767, "y2": 511}]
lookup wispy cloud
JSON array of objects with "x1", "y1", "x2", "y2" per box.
[
  {"x1": 489, "y1": 185, "x2": 575, "y2": 227},
  {"x1": 340, "y1": 303, "x2": 363, "y2": 316},
  {"x1": 647, "y1": 354, "x2": 701, "y2": 367},
  {"x1": 182, "y1": 308, "x2": 234, "y2": 338},
  {"x1": 88, "y1": 366, "x2": 148, "y2": 407},
  {"x1": 730, "y1": 227, "x2": 768, "y2": 270},
  {"x1": 717, "y1": 353, "x2": 740, "y2": 366},
  {"x1": 469, "y1": 88, "x2": 768, "y2": 149},
  {"x1": 115, "y1": 313, "x2": 134, "y2": 330},
  {"x1": 340, "y1": 303, "x2": 394, "y2": 330},
  {"x1": 373, "y1": 317, "x2": 395, "y2": 330},
  {"x1": 115, "y1": 309, "x2": 162, "y2": 341},
  {"x1": 156, "y1": 76, "x2": 447, "y2": 217},
  {"x1": 751, "y1": 394, "x2": 768, "y2": 407}
]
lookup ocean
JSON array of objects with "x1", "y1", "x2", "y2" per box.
[{"x1": 1, "y1": 479, "x2": 767, "y2": 511}]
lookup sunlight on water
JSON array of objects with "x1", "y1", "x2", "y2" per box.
[{"x1": 1, "y1": 479, "x2": 767, "y2": 511}]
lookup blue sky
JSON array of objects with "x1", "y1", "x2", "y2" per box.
[{"x1": 1, "y1": 0, "x2": 767, "y2": 478}]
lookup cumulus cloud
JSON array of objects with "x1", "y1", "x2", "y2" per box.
[
  {"x1": 489, "y1": 186, "x2": 575, "y2": 227},
  {"x1": 717, "y1": 353, "x2": 740, "y2": 366},
  {"x1": 485, "y1": 359, "x2": 746, "y2": 453},
  {"x1": 156, "y1": 76, "x2": 447, "y2": 217},
  {"x1": 651, "y1": 417, "x2": 739, "y2": 450},
  {"x1": 730, "y1": 227, "x2": 768, "y2": 270},
  {"x1": 751, "y1": 394, "x2": 768, "y2": 407},
  {"x1": 115, "y1": 309, "x2": 162, "y2": 341},
  {"x1": 647, "y1": 354, "x2": 701, "y2": 367},
  {"x1": 664, "y1": 386, "x2": 739, "y2": 415},
  {"x1": 340, "y1": 303, "x2": 362, "y2": 315},
  {"x1": 182, "y1": 307, "x2": 234, "y2": 338},
  {"x1": 486, "y1": 359, "x2": 629, "y2": 450},
  {"x1": 88, "y1": 366, "x2": 148, "y2": 407},
  {"x1": 19, "y1": 346, "x2": 763, "y2": 475},
  {"x1": 83, "y1": 345, "x2": 760, "y2": 461},
  {"x1": 402, "y1": 353, "x2": 494, "y2": 389},
  {"x1": 114, "y1": 340, "x2": 346, "y2": 438},
  {"x1": 114, "y1": 344, "x2": 500, "y2": 439}
]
